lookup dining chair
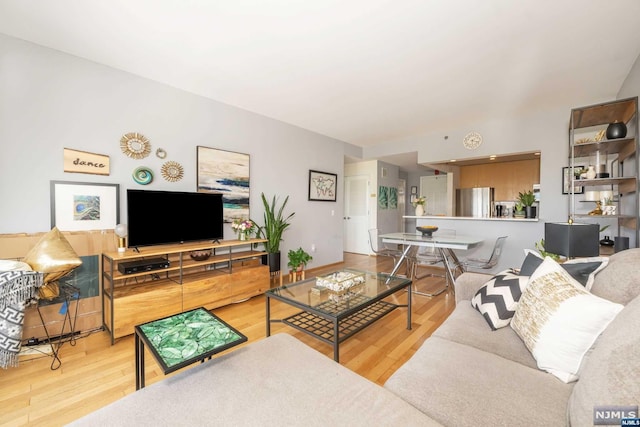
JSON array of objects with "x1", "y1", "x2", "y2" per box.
[
  {"x1": 406, "y1": 229, "x2": 456, "y2": 297},
  {"x1": 462, "y1": 236, "x2": 508, "y2": 270},
  {"x1": 368, "y1": 229, "x2": 404, "y2": 265}
]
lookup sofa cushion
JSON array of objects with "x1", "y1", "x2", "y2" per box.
[
  {"x1": 590, "y1": 248, "x2": 640, "y2": 304},
  {"x1": 68, "y1": 333, "x2": 438, "y2": 426},
  {"x1": 519, "y1": 249, "x2": 608, "y2": 289},
  {"x1": 385, "y1": 336, "x2": 572, "y2": 427},
  {"x1": 511, "y1": 257, "x2": 623, "y2": 383},
  {"x1": 568, "y1": 294, "x2": 640, "y2": 427},
  {"x1": 453, "y1": 271, "x2": 494, "y2": 303},
  {"x1": 433, "y1": 302, "x2": 538, "y2": 368},
  {"x1": 471, "y1": 269, "x2": 529, "y2": 330}
]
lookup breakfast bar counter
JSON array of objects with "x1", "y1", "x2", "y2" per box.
[{"x1": 402, "y1": 215, "x2": 544, "y2": 273}]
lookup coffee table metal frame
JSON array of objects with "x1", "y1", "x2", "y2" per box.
[
  {"x1": 134, "y1": 307, "x2": 247, "y2": 390},
  {"x1": 265, "y1": 270, "x2": 412, "y2": 362}
]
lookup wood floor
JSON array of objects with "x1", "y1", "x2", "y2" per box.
[{"x1": 0, "y1": 253, "x2": 455, "y2": 427}]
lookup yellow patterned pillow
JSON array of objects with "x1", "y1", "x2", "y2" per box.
[{"x1": 511, "y1": 257, "x2": 623, "y2": 383}]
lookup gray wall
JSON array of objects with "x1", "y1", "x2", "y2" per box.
[
  {"x1": 0, "y1": 34, "x2": 345, "y2": 268},
  {"x1": 2, "y1": 31, "x2": 639, "y2": 271}
]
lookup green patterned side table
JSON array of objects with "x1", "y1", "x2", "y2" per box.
[{"x1": 135, "y1": 307, "x2": 247, "y2": 389}]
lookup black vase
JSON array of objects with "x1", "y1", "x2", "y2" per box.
[
  {"x1": 606, "y1": 121, "x2": 627, "y2": 139},
  {"x1": 525, "y1": 206, "x2": 536, "y2": 219},
  {"x1": 599, "y1": 236, "x2": 614, "y2": 247}
]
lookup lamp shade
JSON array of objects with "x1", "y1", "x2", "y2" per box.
[
  {"x1": 115, "y1": 223, "x2": 128, "y2": 238},
  {"x1": 544, "y1": 222, "x2": 599, "y2": 258},
  {"x1": 583, "y1": 191, "x2": 600, "y2": 202}
]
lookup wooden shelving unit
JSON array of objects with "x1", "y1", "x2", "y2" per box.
[
  {"x1": 102, "y1": 238, "x2": 269, "y2": 343},
  {"x1": 569, "y1": 97, "x2": 639, "y2": 249}
]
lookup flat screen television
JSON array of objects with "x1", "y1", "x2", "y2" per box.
[{"x1": 127, "y1": 189, "x2": 224, "y2": 248}]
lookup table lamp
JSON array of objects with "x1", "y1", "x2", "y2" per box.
[
  {"x1": 544, "y1": 222, "x2": 599, "y2": 258},
  {"x1": 115, "y1": 223, "x2": 128, "y2": 253}
]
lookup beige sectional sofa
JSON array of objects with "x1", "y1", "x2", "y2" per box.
[{"x1": 70, "y1": 249, "x2": 640, "y2": 426}]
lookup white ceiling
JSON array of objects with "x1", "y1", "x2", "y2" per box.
[{"x1": 1, "y1": 1, "x2": 640, "y2": 155}]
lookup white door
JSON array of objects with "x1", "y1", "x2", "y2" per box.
[
  {"x1": 420, "y1": 175, "x2": 448, "y2": 215},
  {"x1": 344, "y1": 175, "x2": 370, "y2": 254}
]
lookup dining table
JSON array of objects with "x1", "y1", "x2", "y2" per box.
[{"x1": 380, "y1": 232, "x2": 484, "y2": 286}]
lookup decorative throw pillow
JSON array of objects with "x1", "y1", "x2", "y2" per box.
[
  {"x1": 518, "y1": 249, "x2": 608, "y2": 290},
  {"x1": 471, "y1": 269, "x2": 529, "y2": 330},
  {"x1": 511, "y1": 257, "x2": 623, "y2": 383},
  {"x1": 23, "y1": 227, "x2": 82, "y2": 299}
]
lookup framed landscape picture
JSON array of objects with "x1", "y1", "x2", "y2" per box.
[
  {"x1": 197, "y1": 146, "x2": 250, "y2": 222},
  {"x1": 308, "y1": 170, "x2": 337, "y2": 201}
]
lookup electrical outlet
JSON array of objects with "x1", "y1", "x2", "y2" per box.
[{"x1": 311, "y1": 244, "x2": 316, "y2": 252}]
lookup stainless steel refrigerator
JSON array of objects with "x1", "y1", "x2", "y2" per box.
[{"x1": 455, "y1": 187, "x2": 494, "y2": 218}]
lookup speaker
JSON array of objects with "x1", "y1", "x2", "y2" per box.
[{"x1": 614, "y1": 236, "x2": 629, "y2": 253}]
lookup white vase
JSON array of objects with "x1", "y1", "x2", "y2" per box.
[
  {"x1": 415, "y1": 205, "x2": 424, "y2": 216},
  {"x1": 239, "y1": 232, "x2": 247, "y2": 241},
  {"x1": 586, "y1": 165, "x2": 597, "y2": 179}
]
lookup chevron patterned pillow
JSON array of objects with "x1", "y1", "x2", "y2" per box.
[{"x1": 471, "y1": 269, "x2": 530, "y2": 330}]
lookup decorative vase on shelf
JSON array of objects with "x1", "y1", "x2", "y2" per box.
[
  {"x1": 606, "y1": 121, "x2": 627, "y2": 139},
  {"x1": 415, "y1": 204, "x2": 424, "y2": 216},
  {"x1": 585, "y1": 165, "x2": 597, "y2": 179},
  {"x1": 239, "y1": 232, "x2": 247, "y2": 241}
]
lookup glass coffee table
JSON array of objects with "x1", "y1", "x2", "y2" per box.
[
  {"x1": 134, "y1": 307, "x2": 247, "y2": 389},
  {"x1": 265, "y1": 269, "x2": 412, "y2": 362}
]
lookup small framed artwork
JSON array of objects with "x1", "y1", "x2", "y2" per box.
[
  {"x1": 410, "y1": 186, "x2": 418, "y2": 195},
  {"x1": 308, "y1": 170, "x2": 337, "y2": 201},
  {"x1": 378, "y1": 186, "x2": 388, "y2": 209},
  {"x1": 51, "y1": 181, "x2": 120, "y2": 231},
  {"x1": 388, "y1": 187, "x2": 398, "y2": 209},
  {"x1": 562, "y1": 166, "x2": 584, "y2": 195}
]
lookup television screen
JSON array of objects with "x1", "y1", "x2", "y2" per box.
[{"x1": 127, "y1": 189, "x2": 224, "y2": 247}]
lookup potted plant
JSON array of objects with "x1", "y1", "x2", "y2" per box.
[
  {"x1": 514, "y1": 201, "x2": 526, "y2": 218},
  {"x1": 231, "y1": 218, "x2": 255, "y2": 240},
  {"x1": 412, "y1": 196, "x2": 426, "y2": 216},
  {"x1": 534, "y1": 239, "x2": 560, "y2": 261},
  {"x1": 518, "y1": 190, "x2": 536, "y2": 218},
  {"x1": 254, "y1": 193, "x2": 295, "y2": 275},
  {"x1": 287, "y1": 247, "x2": 313, "y2": 282}
]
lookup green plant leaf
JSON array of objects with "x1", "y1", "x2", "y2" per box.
[{"x1": 253, "y1": 193, "x2": 295, "y2": 254}]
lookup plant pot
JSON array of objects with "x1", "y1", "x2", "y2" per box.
[
  {"x1": 262, "y1": 252, "x2": 281, "y2": 273},
  {"x1": 606, "y1": 121, "x2": 627, "y2": 139},
  {"x1": 525, "y1": 206, "x2": 536, "y2": 219}
]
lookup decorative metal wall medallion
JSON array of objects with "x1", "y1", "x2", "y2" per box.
[
  {"x1": 161, "y1": 161, "x2": 184, "y2": 182},
  {"x1": 156, "y1": 148, "x2": 167, "y2": 159},
  {"x1": 132, "y1": 166, "x2": 154, "y2": 185},
  {"x1": 120, "y1": 132, "x2": 151, "y2": 159},
  {"x1": 463, "y1": 131, "x2": 483, "y2": 150}
]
